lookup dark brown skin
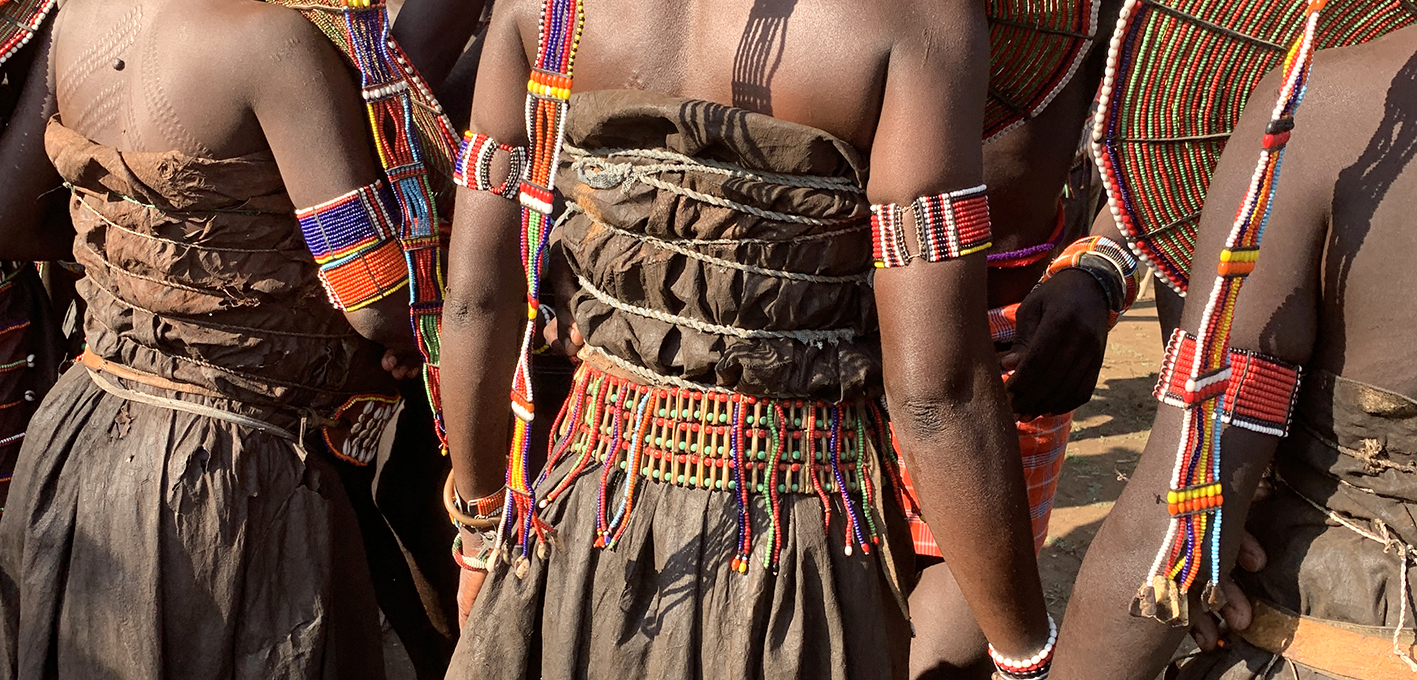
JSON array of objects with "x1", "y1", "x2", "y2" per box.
[
  {"x1": 1052, "y1": 26, "x2": 1417, "y2": 680},
  {"x1": 390, "y1": 0, "x2": 486, "y2": 100},
  {"x1": 441, "y1": 0, "x2": 1052, "y2": 661},
  {"x1": 45, "y1": 0, "x2": 414, "y2": 350},
  {"x1": 0, "y1": 29, "x2": 72, "y2": 262}
]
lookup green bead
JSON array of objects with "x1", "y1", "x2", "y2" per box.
[
  {"x1": 641, "y1": 467, "x2": 650, "y2": 476},
  {"x1": 670, "y1": 409, "x2": 679, "y2": 419},
  {"x1": 728, "y1": 480, "x2": 736, "y2": 490},
  {"x1": 689, "y1": 477, "x2": 698, "y2": 486},
  {"x1": 791, "y1": 450, "x2": 801, "y2": 461},
  {"x1": 718, "y1": 413, "x2": 729, "y2": 423},
  {"x1": 701, "y1": 478, "x2": 711, "y2": 489},
  {"x1": 693, "y1": 411, "x2": 701, "y2": 420},
  {"x1": 676, "y1": 475, "x2": 686, "y2": 484},
  {"x1": 777, "y1": 484, "x2": 787, "y2": 493},
  {"x1": 619, "y1": 461, "x2": 627, "y2": 470},
  {"x1": 678, "y1": 441, "x2": 687, "y2": 451},
  {"x1": 790, "y1": 484, "x2": 800, "y2": 492},
  {"x1": 657, "y1": 408, "x2": 666, "y2": 417},
  {"x1": 717, "y1": 446, "x2": 726, "y2": 455},
  {"x1": 644, "y1": 434, "x2": 653, "y2": 444},
  {"x1": 793, "y1": 418, "x2": 802, "y2": 427},
  {"x1": 715, "y1": 480, "x2": 724, "y2": 490},
  {"x1": 654, "y1": 437, "x2": 663, "y2": 446},
  {"x1": 653, "y1": 470, "x2": 661, "y2": 479},
  {"x1": 689, "y1": 443, "x2": 697, "y2": 452},
  {"x1": 756, "y1": 451, "x2": 767, "y2": 461},
  {"x1": 756, "y1": 483, "x2": 766, "y2": 493}
]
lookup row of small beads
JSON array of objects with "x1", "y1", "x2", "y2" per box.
[{"x1": 1167, "y1": 483, "x2": 1223, "y2": 516}]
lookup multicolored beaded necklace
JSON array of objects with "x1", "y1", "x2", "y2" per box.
[
  {"x1": 984, "y1": 0, "x2": 1100, "y2": 141},
  {"x1": 493, "y1": 0, "x2": 584, "y2": 573},
  {"x1": 1135, "y1": 0, "x2": 1322, "y2": 624},
  {"x1": 266, "y1": 0, "x2": 460, "y2": 445},
  {"x1": 1092, "y1": 0, "x2": 1413, "y2": 295},
  {"x1": 0, "y1": 0, "x2": 54, "y2": 67}
]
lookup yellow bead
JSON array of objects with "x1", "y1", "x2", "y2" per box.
[
  {"x1": 1167, "y1": 491, "x2": 1178, "y2": 504},
  {"x1": 527, "y1": 305, "x2": 538, "y2": 320}
]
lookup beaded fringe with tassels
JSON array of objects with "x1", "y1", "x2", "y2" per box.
[
  {"x1": 491, "y1": 0, "x2": 584, "y2": 578},
  {"x1": 264, "y1": 0, "x2": 460, "y2": 446},
  {"x1": 1092, "y1": 0, "x2": 1413, "y2": 295},
  {"x1": 1134, "y1": 0, "x2": 1324, "y2": 627},
  {"x1": 532, "y1": 364, "x2": 902, "y2": 574}
]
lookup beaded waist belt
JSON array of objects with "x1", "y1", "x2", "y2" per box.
[{"x1": 537, "y1": 362, "x2": 902, "y2": 572}]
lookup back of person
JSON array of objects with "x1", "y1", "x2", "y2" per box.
[{"x1": 0, "y1": 1, "x2": 420, "y2": 678}]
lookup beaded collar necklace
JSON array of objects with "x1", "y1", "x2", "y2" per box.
[
  {"x1": 0, "y1": 0, "x2": 55, "y2": 67},
  {"x1": 1092, "y1": 0, "x2": 1414, "y2": 295}
]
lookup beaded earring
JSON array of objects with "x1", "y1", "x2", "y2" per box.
[{"x1": 1136, "y1": 0, "x2": 1324, "y2": 625}]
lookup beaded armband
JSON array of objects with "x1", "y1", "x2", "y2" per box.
[
  {"x1": 297, "y1": 181, "x2": 409, "y2": 312},
  {"x1": 1155, "y1": 329, "x2": 1303, "y2": 437},
  {"x1": 451, "y1": 529, "x2": 498, "y2": 571},
  {"x1": 1039, "y1": 235, "x2": 1142, "y2": 327},
  {"x1": 871, "y1": 185, "x2": 992, "y2": 268},
  {"x1": 453, "y1": 132, "x2": 527, "y2": 199}
]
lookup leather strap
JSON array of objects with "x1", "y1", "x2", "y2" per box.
[
  {"x1": 1240, "y1": 599, "x2": 1417, "y2": 680},
  {"x1": 80, "y1": 349, "x2": 223, "y2": 399}
]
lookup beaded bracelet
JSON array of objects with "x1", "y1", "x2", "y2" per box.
[
  {"x1": 1038, "y1": 235, "x2": 1142, "y2": 326},
  {"x1": 442, "y1": 471, "x2": 506, "y2": 530},
  {"x1": 1154, "y1": 329, "x2": 1303, "y2": 437},
  {"x1": 296, "y1": 181, "x2": 409, "y2": 311},
  {"x1": 453, "y1": 132, "x2": 527, "y2": 200},
  {"x1": 987, "y1": 614, "x2": 1057, "y2": 679},
  {"x1": 451, "y1": 528, "x2": 498, "y2": 571},
  {"x1": 871, "y1": 185, "x2": 992, "y2": 268}
]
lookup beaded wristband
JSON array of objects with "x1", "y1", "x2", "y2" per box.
[
  {"x1": 1038, "y1": 235, "x2": 1142, "y2": 327},
  {"x1": 297, "y1": 181, "x2": 409, "y2": 311},
  {"x1": 1154, "y1": 329, "x2": 1303, "y2": 437},
  {"x1": 451, "y1": 529, "x2": 498, "y2": 571},
  {"x1": 442, "y1": 471, "x2": 506, "y2": 530},
  {"x1": 988, "y1": 614, "x2": 1057, "y2": 679},
  {"x1": 453, "y1": 132, "x2": 528, "y2": 199},
  {"x1": 871, "y1": 185, "x2": 992, "y2": 268}
]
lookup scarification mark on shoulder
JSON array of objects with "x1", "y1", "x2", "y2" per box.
[
  {"x1": 138, "y1": 33, "x2": 213, "y2": 157},
  {"x1": 58, "y1": 5, "x2": 143, "y2": 105}
]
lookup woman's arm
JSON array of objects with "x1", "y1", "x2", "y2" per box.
[
  {"x1": 870, "y1": 0, "x2": 1051, "y2": 660},
  {"x1": 0, "y1": 26, "x2": 72, "y2": 262},
  {"x1": 1051, "y1": 70, "x2": 1331, "y2": 680}
]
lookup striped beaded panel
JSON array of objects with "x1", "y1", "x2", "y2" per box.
[
  {"x1": 985, "y1": 0, "x2": 1101, "y2": 141},
  {"x1": 0, "y1": 0, "x2": 54, "y2": 67},
  {"x1": 1093, "y1": 0, "x2": 1415, "y2": 294}
]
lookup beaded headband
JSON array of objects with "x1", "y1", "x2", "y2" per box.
[
  {"x1": 296, "y1": 181, "x2": 410, "y2": 311},
  {"x1": 1135, "y1": 0, "x2": 1323, "y2": 626},
  {"x1": 871, "y1": 186, "x2": 992, "y2": 268}
]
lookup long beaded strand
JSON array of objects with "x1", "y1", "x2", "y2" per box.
[
  {"x1": 1137, "y1": 0, "x2": 1325, "y2": 622},
  {"x1": 498, "y1": 0, "x2": 584, "y2": 572}
]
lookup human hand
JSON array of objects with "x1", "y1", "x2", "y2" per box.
[
  {"x1": 1188, "y1": 530, "x2": 1267, "y2": 651},
  {"x1": 1002, "y1": 268, "x2": 1111, "y2": 419},
  {"x1": 381, "y1": 349, "x2": 424, "y2": 381},
  {"x1": 457, "y1": 564, "x2": 489, "y2": 630},
  {"x1": 542, "y1": 240, "x2": 584, "y2": 358}
]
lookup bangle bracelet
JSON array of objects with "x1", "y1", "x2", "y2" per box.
[
  {"x1": 988, "y1": 614, "x2": 1057, "y2": 679},
  {"x1": 442, "y1": 472, "x2": 505, "y2": 530},
  {"x1": 451, "y1": 529, "x2": 497, "y2": 571}
]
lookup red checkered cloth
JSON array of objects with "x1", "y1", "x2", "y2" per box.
[{"x1": 896, "y1": 302, "x2": 1073, "y2": 557}]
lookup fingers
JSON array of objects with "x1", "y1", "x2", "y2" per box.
[
  {"x1": 1219, "y1": 580, "x2": 1252, "y2": 631},
  {"x1": 1189, "y1": 611, "x2": 1221, "y2": 652},
  {"x1": 1236, "y1": 530, "x2": 1267, "y2": 573}
]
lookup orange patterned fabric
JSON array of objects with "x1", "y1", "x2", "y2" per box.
[{"x1": 897, "y1": 305, "x2": 1074, "y2": 557}]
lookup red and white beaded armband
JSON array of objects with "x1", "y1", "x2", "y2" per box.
[
  {"x1": 1154, "y1": 329, "x2": 1303, "y2": 437},
  {"x1": 987, "y1": 614, "x2": 1057, "y2": 679},
  {"x1": 871, "y1": 185, "x2": 992, "y2": 268},
  {"x1": 454, "y1": 132, "x2": 528, "y2": 200}
]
